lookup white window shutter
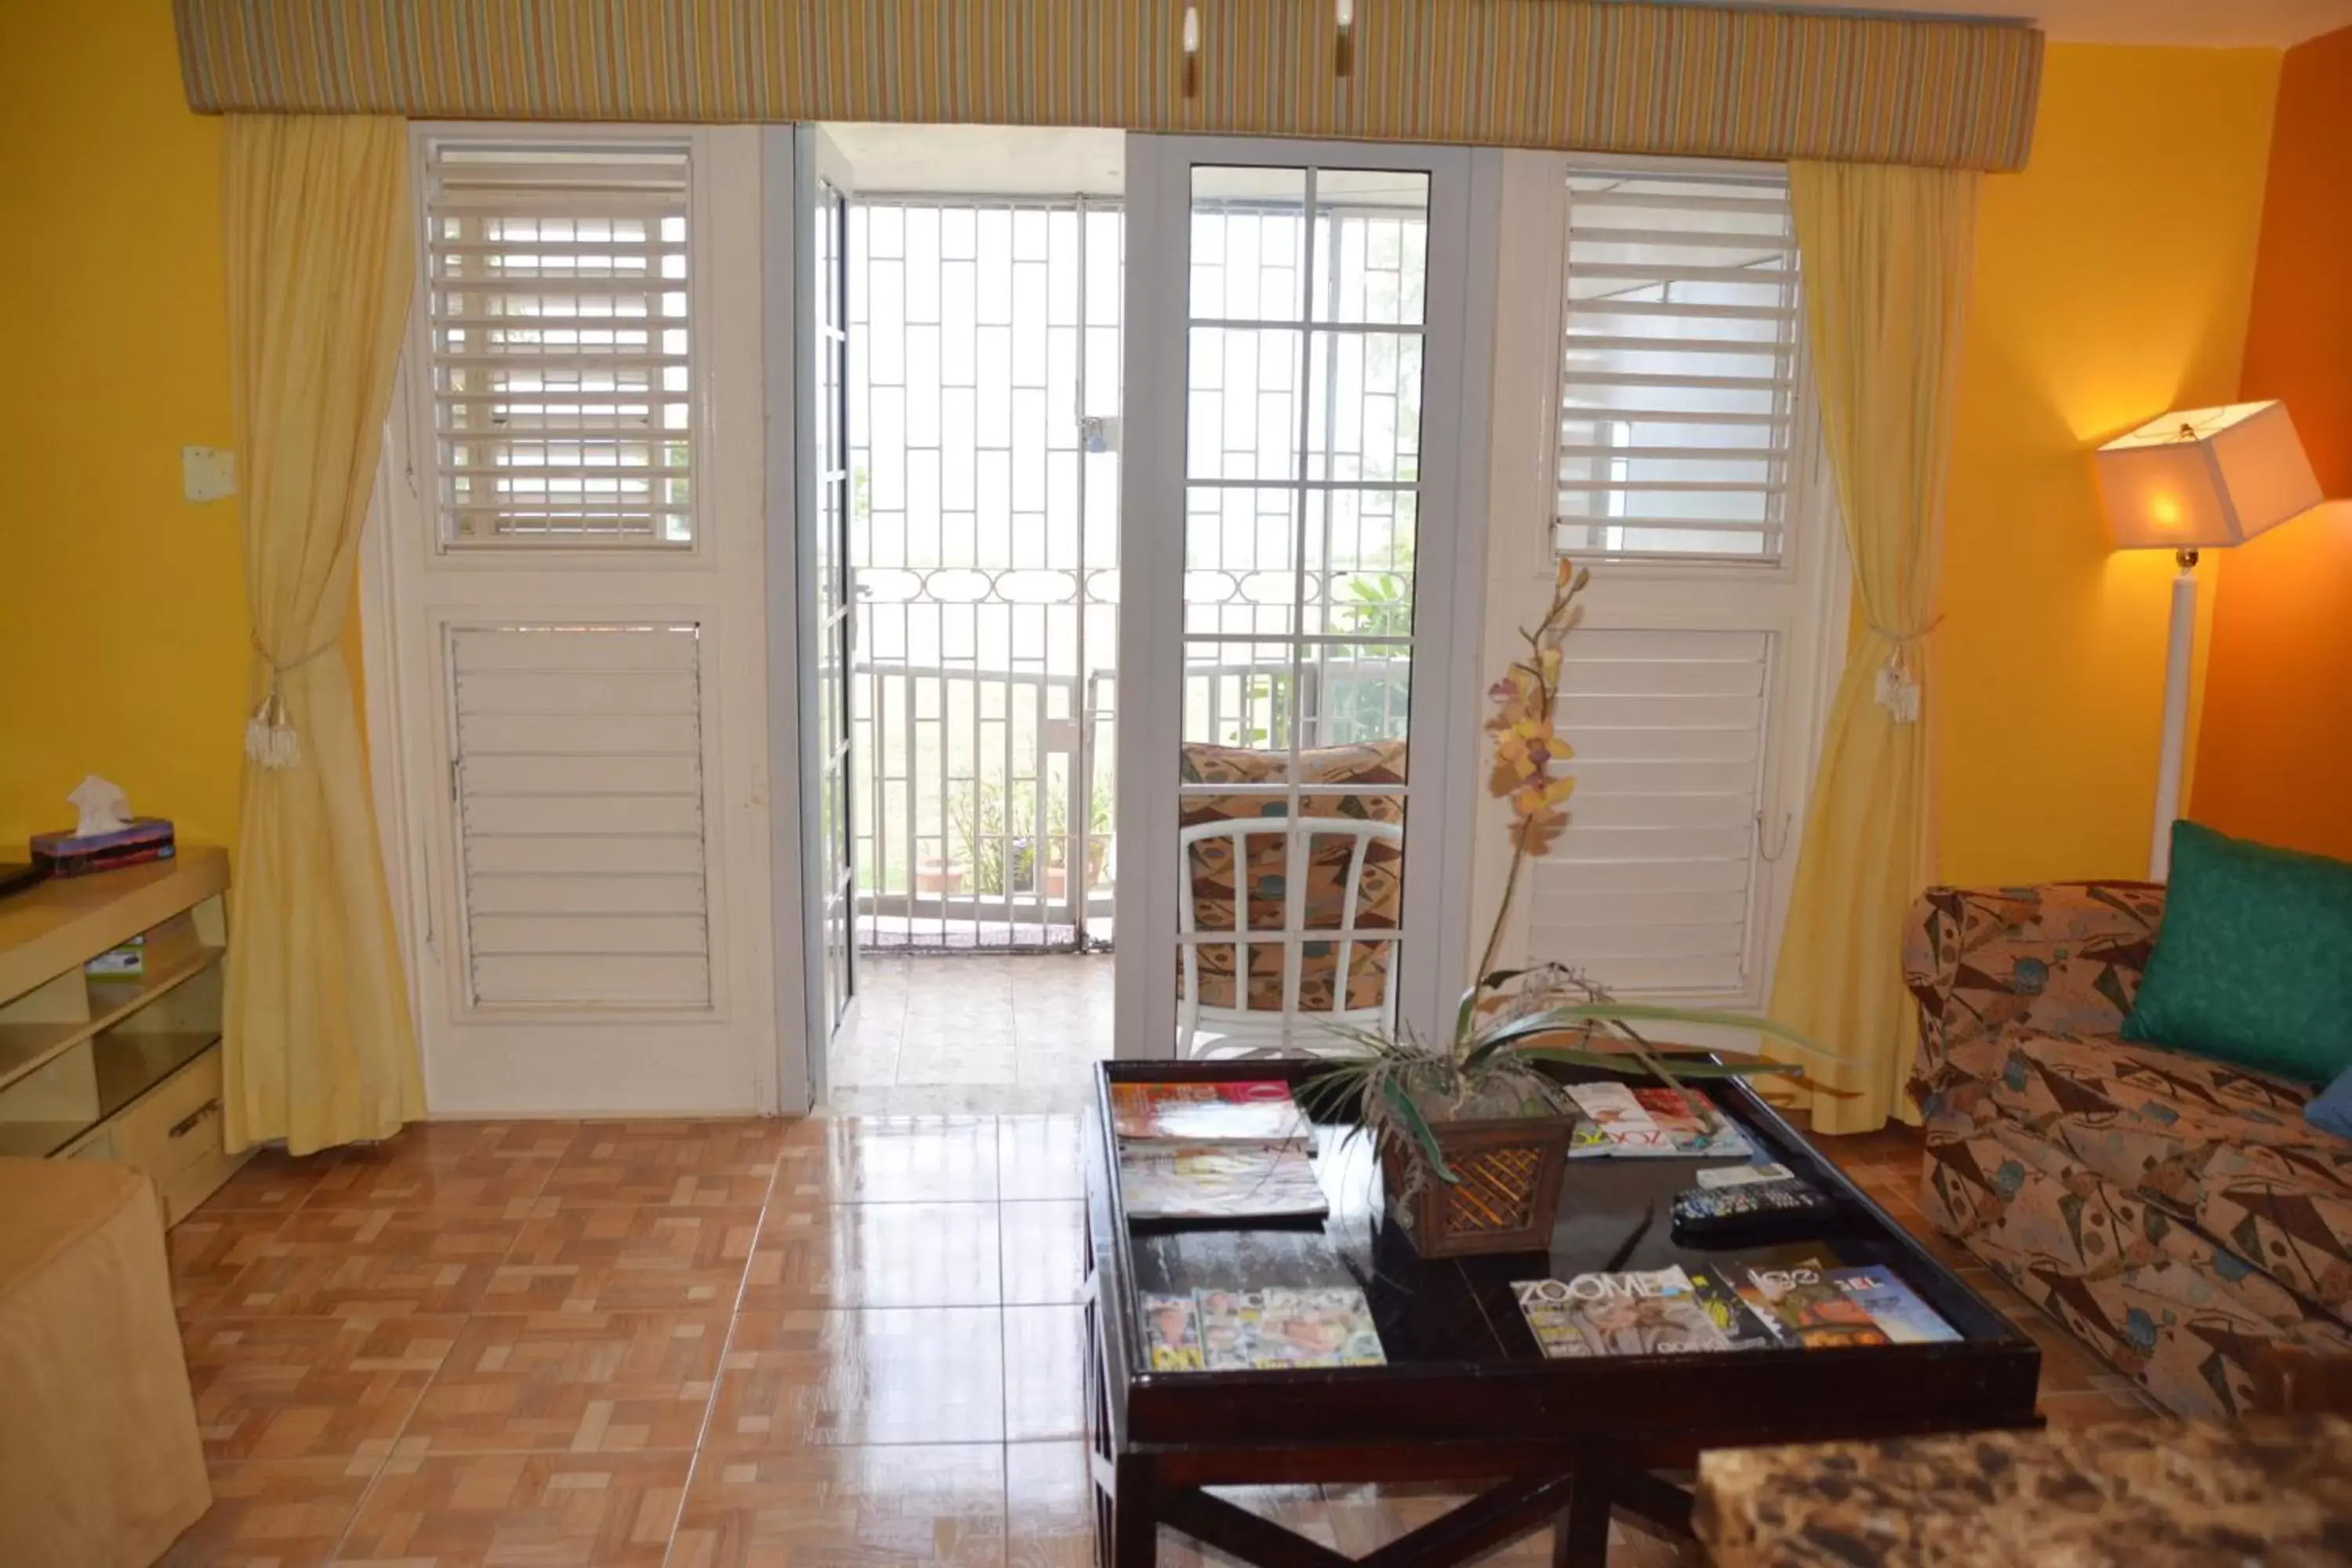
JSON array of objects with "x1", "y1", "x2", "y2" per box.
[
  {"x1": 448, "y1": 624, "x2": 713, "y2": 1009},
  {"x1": 425, "y1": 141, "x2": 696, "y2": 546},
  {"x1": 1527, "y1": 629, "x2": 1773, "y2": 996},
  {"x1": 1494, "y1": 155, "x2": 1840, "y2": 1011},
  {"x1": 1555, "y1": 168, "x2": 1799, "y2": 563}
]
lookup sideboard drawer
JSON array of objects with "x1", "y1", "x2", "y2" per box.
[{"x1": 109, "y1": 1045, "x2": 226, "y2": 1186}]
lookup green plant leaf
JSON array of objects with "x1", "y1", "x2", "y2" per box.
[
  {"x1": 1453, "y1": 967, "x2": 1541, "y2": 1051},
  {"x1": 1382, "y1": 1077, "x2": 1458, "y2": 1184},
  {"x1": 1470, "y1": 1002, "x2": 1826, "y2": 1062},
  {"x1": 1511, "y1": 1046, "x2": 1806, "y2": 1080}
]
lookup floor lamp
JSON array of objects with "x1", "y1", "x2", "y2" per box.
[{"x1": 2094, "y1": 400, "x2": 2321, "y2": 880}]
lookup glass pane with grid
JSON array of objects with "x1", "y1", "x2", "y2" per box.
[
  {"x1": 1555, "y1": 166, "x2": 1798, "y2": 562},
  {"x1": 425, "y1": 142, "x2": 695, "y2": 546},
  {"x1": 1178, "y1": 166, "x2": 1428, "y2": 1051}
]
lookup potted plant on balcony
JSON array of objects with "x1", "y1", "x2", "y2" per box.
[{"x1": 1300, "y1": 561, "x2": 1850, "y2": 1257}]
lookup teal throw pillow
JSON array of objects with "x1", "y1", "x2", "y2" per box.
[{"x1": 2122, "y1": 821, "x2": 2352, "y2": 1085}]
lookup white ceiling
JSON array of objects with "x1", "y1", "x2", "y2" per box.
[
  {"x1": 1744, "y1": 0, "x2": 2352, "y2": 47},
  {"x1": 822, "y1": 125, "x2": 1124, "y2": 198}
]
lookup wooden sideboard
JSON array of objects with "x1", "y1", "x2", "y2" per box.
[{"x1": 0, "y1": 848, "x2": 249, "y2": 1223}]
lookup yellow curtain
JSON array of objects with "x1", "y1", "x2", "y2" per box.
[
  {"x1": 1768, "y1": 162, "x2": 1981, "y2": 1134},
  {"x1": 221, "y1": 114, "x2": 424, "y2": 1154}
]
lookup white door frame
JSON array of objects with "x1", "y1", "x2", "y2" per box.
[
  {"x1": 1114, "y1": 136, "x2": 1497, "y2": 1061},
  {"x1": 361, "y1": 122, "x2": 786, "y2": 1117}
]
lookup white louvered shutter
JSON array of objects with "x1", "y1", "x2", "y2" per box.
[
  {"x1": 425, "y1": 142, "x2": 695, "y2": 546},
  {"x1": 1506, "y1": 159, "x2": 1835, "y2": 1009},
  {"x1": 1555, "y1": 167, "x2": 1799, "y2": 562},
  {"x1": 1528, "y1": 629, "x2": 1774, "y2": 997},
  {"x1": 449, "y1": 625, "x2": 713, "y2": 1009}
]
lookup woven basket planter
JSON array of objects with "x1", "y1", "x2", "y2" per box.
[{"x1": 1378, "y1": 1113, "x2": 1573, "y2": 1258}]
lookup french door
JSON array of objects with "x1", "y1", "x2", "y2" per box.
[
  {"x1": 795, "y1": 126, "x2": 858, "y2": 1081},
  {"x1": 1115, "y1": 138, "x2": 1486, "y2": 1060}
]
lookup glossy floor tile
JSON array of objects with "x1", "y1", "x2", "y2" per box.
[
  {"x1": 826, "y1": 954, "x2": 1112, "y2": 1116},
  {"x1": 670, "y1": 1444, "x2": 1007, "y2": 1568},
  {"x1": 157, "y1": 1109, "x2": 2153, "y2": 1566},
  {"x1": 338, "y1": 1450, "x2": 691, "y2": 1566},
  {"x1": 399, "y1": 1311, "x2": 727, "y2": 1455}
]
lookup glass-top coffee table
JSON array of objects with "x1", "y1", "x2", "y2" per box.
[{"x1": 1081, "y1": 1058, "x2": 2042, "y2": 1568}]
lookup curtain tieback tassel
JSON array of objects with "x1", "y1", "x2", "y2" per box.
[
  {"x1": 1867, "y1": 615, "x2": 1942, "y2": 725},
  {"x1": 245, "y1": 637, "x2": 339, "y2": 770}
]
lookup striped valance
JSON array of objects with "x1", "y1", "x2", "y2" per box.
[{"x1": 173, "y1": 1, "x2": 2044, "y2": 172}]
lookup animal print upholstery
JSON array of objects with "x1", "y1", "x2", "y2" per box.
[{"x1": 1906, "y1": 882, "x2": 2352, "y2": 1418}]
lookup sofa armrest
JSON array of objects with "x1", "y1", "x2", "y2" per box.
[{"x1": 1904, "y1": 881, "x2": 2166, "y2": 1121}]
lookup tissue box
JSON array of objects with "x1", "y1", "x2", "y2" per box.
[{"x1": 31, "y1": 818, "x2": 176, "y2": 877}]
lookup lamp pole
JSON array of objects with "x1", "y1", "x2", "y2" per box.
[{"x1": 2149, "y1": 547, "x2": 2198, "y2": 880}]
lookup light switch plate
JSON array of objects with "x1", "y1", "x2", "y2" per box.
[{"x1": 183, "y1": 446, "x2": 237, "y2": 503}]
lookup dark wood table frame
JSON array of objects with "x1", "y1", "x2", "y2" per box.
[{"x1": 1082, "y1": 1060, "x2": 2043, "y2": 1568}]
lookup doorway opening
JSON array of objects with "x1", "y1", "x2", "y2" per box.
[{"x1": 818, "y1": 125, "x2": 1124, "y2": 1112}]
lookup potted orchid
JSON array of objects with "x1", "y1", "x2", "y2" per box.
[{"x1": 1299, "y1": 561, "x2": 1849, "y2": 1256}]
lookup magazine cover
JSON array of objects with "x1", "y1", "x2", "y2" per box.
[
  {"x1": 1152, "y1": 1287, "x2": 1385, "y2": 1370},
  {"x1": 1564, "y1": 1082, "x2": 1657, "y2": 1134},
  {"x1": 1515, "y1": 1269, "x2": 1731, "y2": 1357},
  {"x1": 1562, "y1": 1083, "x2": 1755, "y2": 1159},
  {"x1": 1682, "y1": 1265, "x2": 1782, "y2": 1351},
  {"x1": 1117, "y1": 1141, "x2": 1330, "y2": 1221},
  {"x1": 1563, "y1": 1083, "x2": 1675, "y2": 1155},
  {"x1": 1630, "y1": 1087, "x2": 1759, "y2": 1160},
  {"x1": 1111, "y1": 1080, "x2": 1309, "y2": 1143},
  {"x1": 1831, "y1": 1267, "x2": 1961, "y2": 1344},
  {"x1": 1142, "y1": 1293, "x2": 1206, "y2": 1370},
  {"x1": 1513, "y1": 1278, "x2": 1591, "y2": 1356},
  {"x1": 1253, "y1": 1287, "x2": 1387, "y2": 1368},
  {"x1": 1194, "y1": 1288, "x2": 1268, "y2": 1370},
  {"x1": 1739, "y1": 1260, "x2": 1890, "y2": 1348}
]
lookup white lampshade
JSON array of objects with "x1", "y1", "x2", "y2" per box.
[{"x1": 2094, "y1": 400, "x2": 2321, "y2": 551}]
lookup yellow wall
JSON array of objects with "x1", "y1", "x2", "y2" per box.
[
  {"x1": 1936, "y1": 44, "x2": 2280, "y2": 886},
  {"x1": 0, "y1": 1, "x2": 243, "y2": 853},
  {"x1": 0, "y1": 13, "x2": 2290, "y2": 896}
]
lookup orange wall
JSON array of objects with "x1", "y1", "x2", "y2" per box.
[
  {"x1": 1936, "y1": 45, "x2": 2281, "y2": 886},
  {"x1": 2191, "y1": 24, "x2": 2352, "y2": 862}
]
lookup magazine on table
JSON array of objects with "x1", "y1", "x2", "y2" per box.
[
  {"x1": 1515, "y1": 1258, "x2": 1956, "y2": 1356},
  {"x1": 1117, "y1": 1140, "x2": 1329, "y2": 1221},
  {"x1": 1735, "y1": 1258, "x2": 1891, "y2": 1348},
  {"x1": 1110, "y1": 1080, "x2": 1311, "y2": 1145},
  {"x1": 1513, "y1": 1269, "x2": 1733, "y2": 1358},
  {"x1": 1563, "y1": 1082, "x2": 1756, "y2": 1160},
  {"x1": 1830, "y1": 1266, "x2": 1961, "y2": 1344},
  {"x1": 1682, "y1": 1263, "x2": 1786, "y2": 1351},
  {"x1": 1140, "y1": 1286, "x2": 1385, "y2": 1371}
]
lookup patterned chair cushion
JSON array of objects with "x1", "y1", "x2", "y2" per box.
[
  {"x1": 1922, "y1": 1117, "x2": 2352, "y2": 1417},
  {"x1": 1178, "y1": 740, "x2": 1405, "y2": 1013},
  {"x1": 1990, "y1": 1030, "x2": 2352, "y2": 1319}
]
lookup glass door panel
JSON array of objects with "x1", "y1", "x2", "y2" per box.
[{"x1": 1175, "y1": 164, "x2": 1428, "y2": 1054}]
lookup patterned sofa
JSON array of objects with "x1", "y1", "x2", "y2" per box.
[{"x1": 1905, "y1": 882, "x2": 2352, "y2": 1418}]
